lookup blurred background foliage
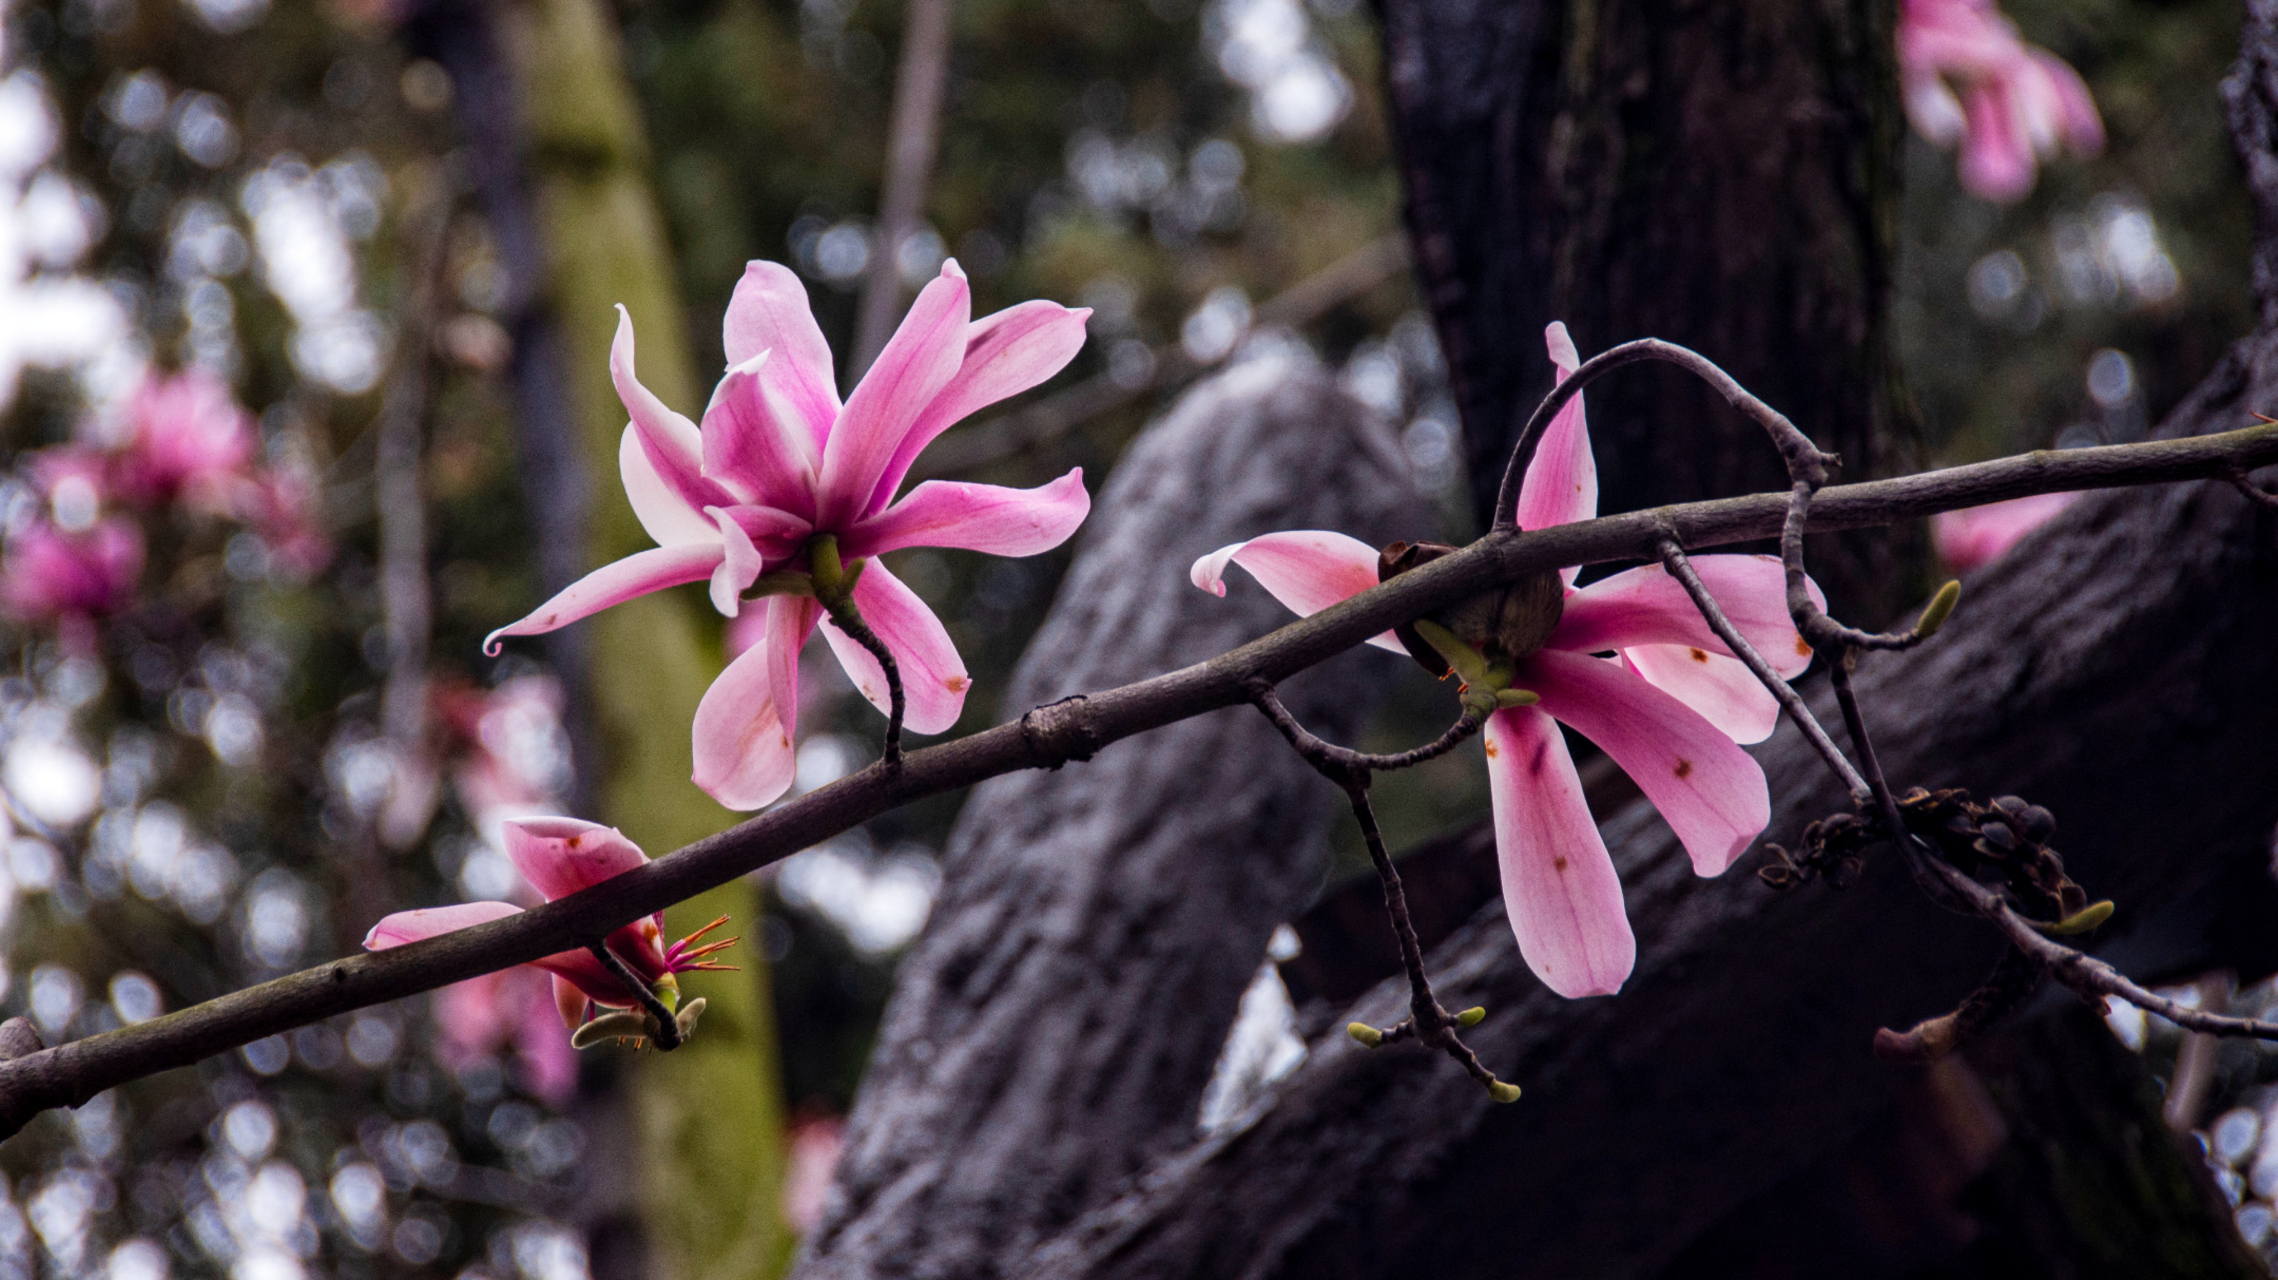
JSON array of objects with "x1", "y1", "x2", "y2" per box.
[{"x1": 0, "y1": 0, "x2": 2262, "y2": 1276}]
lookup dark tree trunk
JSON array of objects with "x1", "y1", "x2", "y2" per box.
[
  {"x1": 1381, "y1": 0, "x2": 1918, "y2": 617},
  {"x1": 793, "y1": 354, "x2": 1429, "y2": 1277}
]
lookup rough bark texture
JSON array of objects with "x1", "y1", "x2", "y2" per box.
[
  {"x1": 794, "y1": 350, "x2": 1429, "y2": 1277},
  {"x1": 1379, "y1": 0, "x2": 1916, "y2": 615}
]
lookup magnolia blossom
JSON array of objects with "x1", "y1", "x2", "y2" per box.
[
  {"x1": 1193, "y1": 324, "x2": 1821, "y2": 998},
  {"x1": 111, "y1": 368, "x2": 257, "y2": 509},
  {"x1": 485, "y1": 260, "x2": 1093, "y2": 809},
  {"x1": 1931, "y1": 490, "x2": 2079, "y2": 571},
  {"x1": 366, "y1": 817, "x2": 735, "y2": 1033},
  {"x1": 1898, "y1": 0, "x2": 2102, "y2": 202},
  {"x1": 0, "y1": 519, "x2": 143, "y2": 630}
]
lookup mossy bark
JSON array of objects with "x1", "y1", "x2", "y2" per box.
[{"x1": 504, "y1": 1, "x2": 792, "y2": 1276}]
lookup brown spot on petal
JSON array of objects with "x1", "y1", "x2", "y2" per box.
[
  {"x1": 1484, "y1": 740, "x2": 1499, "y2": 758},
  {"x1": 945, "y1": 675, "x2": 970, "y2": 693},
  {"x1": 1553, "y1": 857, "x2": 1569, "y2": 872},
  {"x1": 1795, "y1": 635, "x2": 1812, "y2": 657},
  {"x1": 1674, "y1": 759, "x2": 1694, "y2": 779},
  {"x1": 1688, "y1": 647, "x2": 1708, "y2": 663}
]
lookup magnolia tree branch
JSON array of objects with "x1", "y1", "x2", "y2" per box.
[{"x1": 0, "y1": 422, "x2": 2274, "y2": 1138}]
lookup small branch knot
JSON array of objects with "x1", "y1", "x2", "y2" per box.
[{"x1": 1021, "y1": 695, "x2": 1098, "y2": 767}]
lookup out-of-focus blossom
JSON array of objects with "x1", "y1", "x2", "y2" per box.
[
  {"x1": 1, "y1": 519, "x2": 143, "y2": 631},
  {"x1": 1897, "y1": 0, "x2": 2102, "y2": 202},
  {"x1": 1931, "y1": 490, "x2": 2080, "y2": 570},
  {"x1": 434, "y1": 675, "x2": 571, "y2": 849},
  {"x1": 110, "y1": 369, "x2": 256, "y2": 509},
  {"x1": 485, "y1": 260, "x2": 1092, "y2": 810},
  {"x1": 432, "y1": 967, "x2": 579, "y2": 1107},
  {"x1": 1193, "y1": 324, "x2": 1817, "y2": 999},
  {"x1": 780, "y1": 1113, "x2": 845, "y2": 1234},
  {"x1": 366, "y1": 818, "x2": 736, "y2": 1038},
  {"x1": 237, "y1": 461, "x2": 332, "y2": 578}
]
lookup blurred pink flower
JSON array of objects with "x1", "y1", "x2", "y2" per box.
[
  {"x1": 436, "y1": 674, "x2": 571, "y2": 847},
  {"x1": 1, "y1": 518, "x2": 144, "y2": 629},
  {"x1": 780, "y1": 1113, "x2": 845, "y2": 1234},
  {"x1": 238, "y1": 462, "x2": 333, "y2": 578},
  {"x1": 1931, "y1": 490, "x2": 2079, "y2": 571},
  {"x1": 1897, "y1": 0, "x2": 2102, "y2": 202},
  {"x1": 485, "y1": 259, "x2": 1094, "y2": 810},
  {"x1": 366, "y1": 817, "x2": 736, "y2": 1033},
  {"x1": 433, "y1": 966, "x2": 580, "y2": 1107},
  {"x1": 1193, "y1": 324, "x2": 1820, "y2": 999},
  {"x1": 112, "y1": 369, "x2": 257, "y2": 509}
]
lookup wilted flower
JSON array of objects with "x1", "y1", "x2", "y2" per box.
[
  {"x1": 485, "y1": 260, "x2": 1093, "y2": 809},
  {"x1": 1193, "y1": 324, "x2": 1821, "y2": 998},
  {"x1": 1897, "y1": 0, "x2": 2102, "y2": 202}
]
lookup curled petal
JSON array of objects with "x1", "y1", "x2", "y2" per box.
[
  {"x1": 1188, "y1": 530, "x2": 1407, "y2": 654},
  {"x1": 1515, "y1": 322, "x2": 1598, "y2": 563},
  {"x1": 364, "y1": 900, "x2": 523, "y2": 950},
  {"x1": 723, "y1": 261, "x2": 841, "y2": 444},
  {"x1": 1483, "y1": 707, "x2": 1635, "y2": 998},
  {"x1": 820, "y1": 561, "x2": 968, "y2": 735},
  {"x1": 1549, "y1": 555, "x2": 1820, "y2": 678},
  {"x1": 501, "y1": 817, "x2": 650, "y2": 901},
  {"x1": 842, "y1": 469, "x2": 1090, "y2": 560},
  {"x1": 1523, "y1": 649, "x2": 1771, "y2": 877},
  {"x1": 864, "y1": 300, "x2": 1093, "y2": 514},
  {"x1": 703, "y1": 351, "x2": 821, "y2": 518},
  {"x1": 484, "y1": 544, "x2": 724, "y2": 655},
  {"x1": 611, "y1": 307, "x2": 730, "y2": 543},
  {"x1": 815, "y1": 262, "x2": 972, "y2": 529},
  {"x1": 1621, "y1": 646, "x2": 1782, "y2": 745},
  {"x1": 1931, "y1": 490, "x2": 2079, "y2": 571},
  {"x1": 707, "y1": 507, "x2": 765, "y2": 617},
  {"x1": 692, "y1": 596, "x2": 816, "y2": 810}
]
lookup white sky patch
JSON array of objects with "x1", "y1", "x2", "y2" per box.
[
  {"x1": 242, "y1": 156, "x2": 387, "y2": 394},
  {"x1": 0, "y1": 66, "x2": 132, "y2": 410},
  {"x1": 1209, "y1": 0, "x2": 1352, "y2": 144},
  {"x1": 776, "y1": 839, "x2": 940, "y2": 956}
]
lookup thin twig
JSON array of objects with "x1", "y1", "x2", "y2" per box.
[
  {"x1": 583, "y1": 942, "x2": 682, "y2": 1051},
  {"x1": 827, "y1": 598, "x2": 906, "y2": 770},
  {"x1": 1243, "y1": 676, "x2": 1481, "y2": 775},
  {"x1": 2, "y1": 424, "x2": 2275, "y2": 1134},
  {"x1": 1653, "y1": 538, "x2": 1870, "y2": 805},
  {"x1": 2226, "y1": 465, "x2": 2278, "y2": 511}
]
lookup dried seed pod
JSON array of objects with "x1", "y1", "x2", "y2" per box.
[
  {"x1": 2019, "y1": 805, "x2": 2056, "y2": 842},
  {"x1": 1977, "y1": 820, "x2": 2018, "y2": 851}
]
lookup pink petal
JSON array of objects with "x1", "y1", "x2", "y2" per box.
[
  {"x1": 1482, "y1": 706, "x2": 1635, "y2": 998},
  {"x1": 1514, "y1": 322, "x2": 1598, "y2": 564},
  {"x1": 1522, "y1": 648, "x2": 1771, "y2": 877},
  {"x1": 1903, "y1": 70, "x2": 1968, "y2": 146},
  {"x1": 483, "y1": 543, "x2": 724, "y2": 655},
  {"x1": 2029, "y1": 50, "x2": 2103, "y2": 151},
  {"x1": 707, "y1": 506, "x2": 765, "y2": 617},
  {"x1": 813, "y1": 262, "x2": 973, "y2": 529},
  {"x1": 1620, "y1": 647, "x2": 1782, "y2": 745},
  {"x1": 862, "y1": 300, "x2": 1092, "y2": 515},
  {"x1": 1548, "y1": 555, "x2": 1820, "y2": 678},
  {"x1": 1959, "y1": 82, "x2": 2035, "y2": 202},
  {"x1": 1931, "y1": 490, "x2": 2079, "y2": 571},
  {"x1": 820, "y1": 560, "x2": 969, "y2": 735},
  {"x1": 364, "y1": 900, "x2": 524, "y2": 950},
  {"x1": 841, "y1": 469, "x2": 1090, "y2": 560},
  {"x1": 527, "y1": 948, "x2": 647, "y2": 1009},
  {"x1": 1187, "y1": 530, "x2": 1407, "y2": 654},
  {"x1": 723, "y1": 261, "x2": 842, "y2": 443},
  {"x1": 501, "y1": 817, "x2": 650, "y2": 901},
  {"x1": 702, "y1": 350, "x2": 822, "y2": 519},
  {"x1": 611, "y1": 307, "x2": 732, "y2": 542},
  {"x1": 692, "y1": 596, "x2": 817, "y2": 810}
]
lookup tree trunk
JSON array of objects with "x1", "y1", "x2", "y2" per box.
[
  {"x1": 1381, "y1": 0, "x2": 1919, "y2": 617},
  {"x1": 793, "y1": 352, "x2": 1429, "y2": 1277}
]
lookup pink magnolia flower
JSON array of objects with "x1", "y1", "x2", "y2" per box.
[
  {"x1": 365, "y1": 817, "x2": 736, "y2": 1035},
  {"x1": 484, "y1": 260, "x2": 1093, "y2": 810},
  {"x1": 1192, "y1": 324, "x2": 1822, "y2": 999},
  {"x1": 1930, "y1": 489, "x2": 2078, "y2": 571},
  {"x1": 1, "y1": 518, "x2": 144, "y2": 627},
  {"x1": 432, "y1": 966, "x2": 580, "y2": 1107},
  {"x1": 1897, "y1": 0, "x2": 2102, "y2": 202},
  {"x1": 111, "y1": 369, "x2": 257, "y2": 509}
]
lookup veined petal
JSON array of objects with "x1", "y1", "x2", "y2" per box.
[
  {"x1": 484, "y1": 544, "x2": 724, "y2": 655},
  {"x1": 815, "y1": 262, "x2": 972, "y2": 529},
  {"x1": 707, "y1": 507, "x2": 765, "y2": 617},
  {"x1": 702, "y1": 350, "x2": 821, "y2": 518},
  {"x1": 692, "y1": 596, "x2": 816, "y2": 810},
  {"x1": 1515, "y1": 322, "x2": 1598, "y2": 572},
  {"x1": 1621, "y1": 647, "x2": 1782, "y2": 744},
  {"x1": 723, "y1": 261, "x2": 841, "y2": 443},
  {"x1": 1483, "y1": 707, "x2": 1635, "y2": 998},
  {"x1": 364, "y1": 900, "x2": 523, "y2": 949},
  {"x1": 842, "y1": 470, "x2": 1090, "y2": 560},
  {"x1": 863, "y1": 300, "x2": 1092, "y2": 515},
  {"x1": 1188, "y1": 530, "x2": 1407, "y2": 654},
  {"x1": 820, "y1": 561, "x2": 969, "y2": 734},
  {"x1": 611, "y1": 307, "x2": 729, "y2": 543},
  {"x1": 1549, "y1": 555, "x2": 1819, "y2": 678},
  {"x1": 1523, "y1": 648, "x2": 1770, "y2": 877},
  {"x1": 501, "y1": 817, "x2": 649, "y2": 901}
]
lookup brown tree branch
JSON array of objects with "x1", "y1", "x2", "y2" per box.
[{"x1": 0, "y1": 422, "x2": 2274, "y2": 1138}]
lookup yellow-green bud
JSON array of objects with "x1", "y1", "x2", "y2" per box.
[
  {"x1": 1456, "y1": 1006, "x2": 1486, "y2": 1027},
  {"x1": 1494, "y1": 689, "x2": 1539, "y2": 709},
  {"x1": 1487, "y1": 1080, "x2": 1523, "y2": 1104},
  {"x1": 1914, "y1": 580, "x2": 1961, "y2": 639},
  {"x1": 2035, "y1": 900, "x2": 2115, "y2": 936},
  {"x1": 1346, "y1": 1022, "x2": 1385, "y2": 1048}
]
